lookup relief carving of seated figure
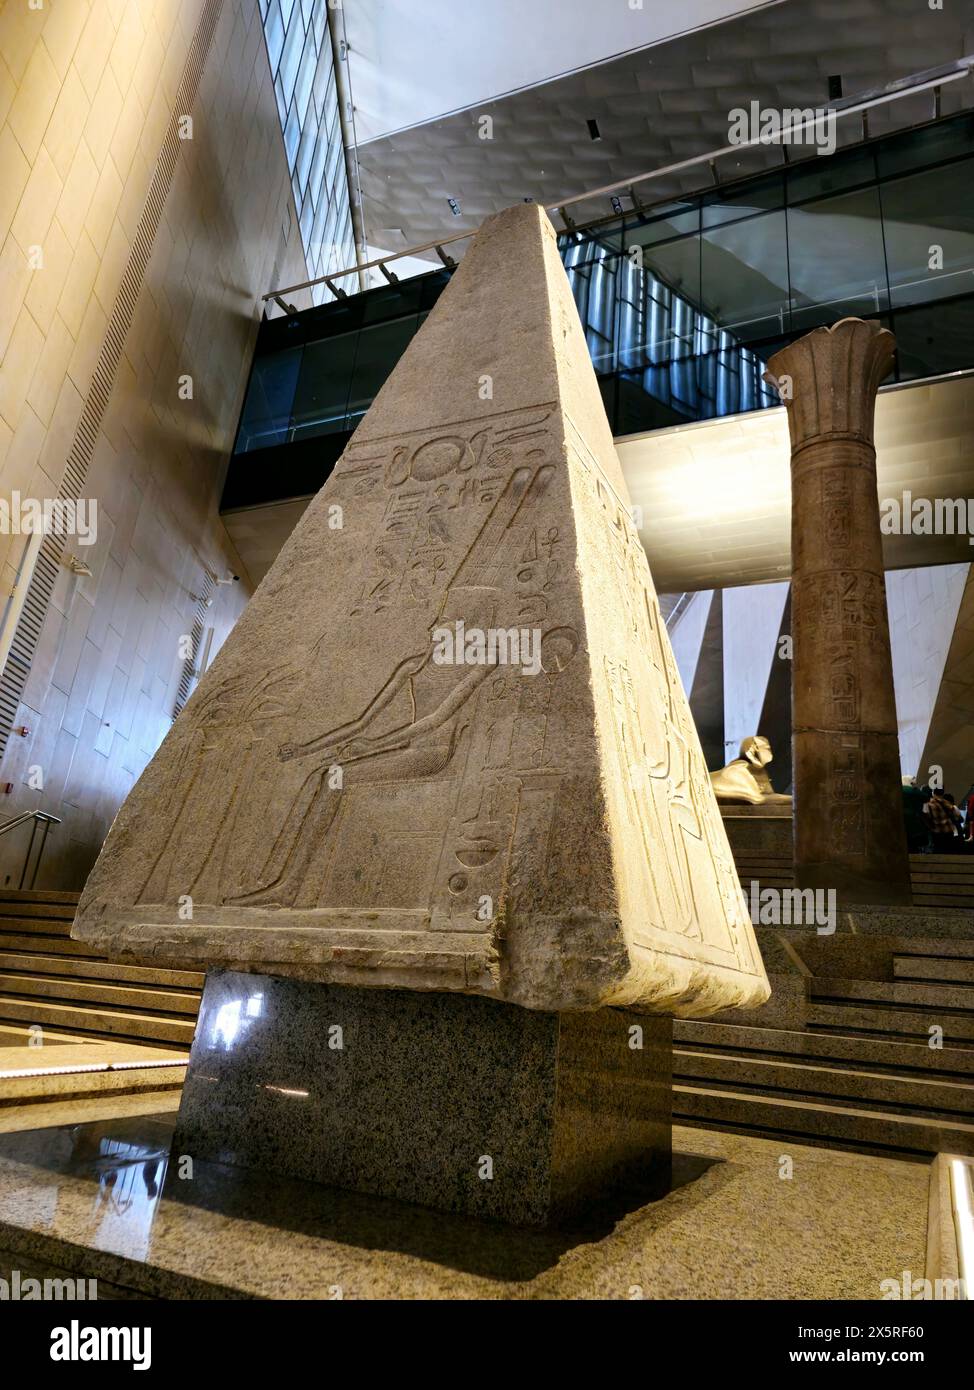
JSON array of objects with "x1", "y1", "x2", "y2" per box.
[{"x1": 709, "y1": 735, "x2": 792, "y2": 807}]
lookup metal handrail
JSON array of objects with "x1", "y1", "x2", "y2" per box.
[
  {"x1": 263, "y1": 56, "x2": 974, "y2": 306},
  {"x1": 0, "y1": 810, "x2": 61, "y2": 890}
]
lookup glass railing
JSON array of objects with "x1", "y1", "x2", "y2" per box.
[{"x1": 224, "y1": 111, "x2": 974, "y2": 511}]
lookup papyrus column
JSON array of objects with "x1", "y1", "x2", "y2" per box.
[{"x1": 765, "y1": 318, "x2": 912, "y2": 906}]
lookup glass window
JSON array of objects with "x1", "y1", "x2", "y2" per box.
[
  {"x1": 786, "y1": 187, "x2": 889, "y2": 330},
  {"x1": 701, "y1": 172, "x2": 784, "y2": 229},
  {"x1": 312, "y1": 0, "x2": 327, "y2": 51},
  {"x1": 880, "y1": 159, "x2": 974, "y2": 309},
  {"x1": 295, "y1": 111, "x2": 318, "y2": 196},
  {"x1": 306, "y1": 121, "x2": 330, "y2": 210},
  {"x1": 264, "y1": 0, "x2": 285, "y2": 74},
  {"x1": 787, "y1": 146, "x2": 876, "y2": 205},
  {"x1": 877, "y1": 113, "x2": 974, "y2": 179},
  {"x1": 235, "y1": 346, "x2": 303, "y2": 452},
  {"x1": 290, "y1": 332, "x2": 360, "y2": 439},
  {"x1": 892, "y1": 299, "x2": 974, "y2": 380},
  {"x1": 283, "y1": 102, "x2": 301, "y2": 171},
  {"x1": 299, "y1": 192, "x2": 315, "y2": 250},
  {"x1": 274, "y1": 74, "x2": 287, "y2": 126},
  {"x1": 278, "y1": 10, "x2": 306, "y2": 106},
  {"x1": 701, "y1": 209, "x2": 789, "y2": 343},
  {"x1": 294, "y1": 38, "x2": 317, "y2": 127},
  {"x1": 345, "y1": 318, "x2": 421, "y2": 424},
  {"x1": 625, "y1": 202, "x2": 699, "y2": 248}
]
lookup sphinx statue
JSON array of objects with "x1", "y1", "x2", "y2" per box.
[{"x1": 710, "y1": 735, "x2": 792, "y2": 807}]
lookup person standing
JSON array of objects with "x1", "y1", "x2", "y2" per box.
[{"x1": 923, "y1": 788, "x2": 963, "y2": 853}]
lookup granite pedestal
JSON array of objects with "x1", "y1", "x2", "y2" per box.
[
  {"x1": 721, "y1": 808, "x2": 794, "y2": 857},
  {"x1": 173, "y1": 970, "x2": 671, "y2": 1227}
]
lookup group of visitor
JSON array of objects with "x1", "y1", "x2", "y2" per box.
[{"x1": 902, "y1": 779, "x2": 974, "y2": 853}]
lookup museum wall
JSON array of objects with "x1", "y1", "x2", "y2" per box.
[{"x1": 0, "y1": 0, "x2": 306, "y2": 889}]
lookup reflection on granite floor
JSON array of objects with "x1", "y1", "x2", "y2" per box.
[{"x1": 0, "y1": 1102, "x2": 929, "y2": 1299}]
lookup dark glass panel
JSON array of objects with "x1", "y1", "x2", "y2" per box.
[
  {"x1": 881, "y1": 159, "x2": 974, "y2": 309},
  {"x1": 786, "y1": 187, "x2": 889, "y2": 331},
  {"x1": 701, "y1": 209, "x2": 789, "y2": 343},
  {"x1": 235, "y1": 346, "x2": 303, "y2": 453}
]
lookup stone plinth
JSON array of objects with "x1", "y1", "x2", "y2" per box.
[
  {"x1": 721, "y1": 809, "x2": 794, "y2": 858},
  {"x1": 73, "y1": 202, "x2": 768, "y2": 1020},
  {"x1": 174, "y1": 971, "x2": 671, "y2": 1227},
  {"x1": 765, "y1": 320, "x2": 912, "y2": 907}
]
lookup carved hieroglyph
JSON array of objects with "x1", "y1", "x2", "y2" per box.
[{"x1": 74, "y1": 204, "x2": 769, "y2": 1016}]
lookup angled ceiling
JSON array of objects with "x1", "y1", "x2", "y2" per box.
[
  {"x1": 343, "y1": 0, "x2": 781, "y2": 143},
  {"x1": 346, "y1": 0, "x2": 974, "y2": 260}
]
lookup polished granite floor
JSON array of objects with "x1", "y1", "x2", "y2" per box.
[{"x1": 0, "y1": 1092, "x2": 929, "y2": 1299}]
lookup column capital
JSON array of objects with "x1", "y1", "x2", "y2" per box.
[{"x1": 764, "y1": 318, "x2": 895, "y2": 454}]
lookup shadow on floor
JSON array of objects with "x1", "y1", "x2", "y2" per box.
[{"x1": 0, "y1": 1111, "x2": 727, "y2": 1285}]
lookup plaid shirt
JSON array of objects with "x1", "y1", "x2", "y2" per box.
[{"x1": 924, "y1": 796, "x2": 960, "y2": 833}]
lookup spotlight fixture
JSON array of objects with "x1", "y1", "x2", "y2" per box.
[
  {"x1": 447, "y1": 197, "x2": 461, "y2": 216},
  {"x1": 586, "y1": 118, "x2": 601, "y2": 141},
  {"x1": 610, "y1": 195, "x2": 624, "y2": 215}
]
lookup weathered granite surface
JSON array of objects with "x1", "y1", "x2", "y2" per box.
[
  {"x1": 73, "y1": 203, "x2": 768, "y2": 1019},
  {"x1": 172, "y1": 970, "x2": 670, "y2": 1226}
]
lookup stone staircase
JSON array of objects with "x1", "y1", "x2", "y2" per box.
[
  {"x1": 0, "y1": 889, "x2": 201, "y2": 1052},
  {"x1": 731, "y1": 852, "x2": 974, "y2": 910},
  {"x1": 675, "y1": 846, "x2": 974, "y2": 1158}
]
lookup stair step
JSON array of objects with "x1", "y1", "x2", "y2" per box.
[
  {"x1": 0, "y1": 995, "x2": 196, "y2": 1046},
  {"x1": 0, "y1": 902, "x2": 76, "y2": 921},
  {"x1": 894, "y1": 955, "x2": 974, "y2": 984},
  {"x1": 0, "y1": 929, "x2": 180, "y2": 974},
  {"x1": 675, "y1": 1019, "x2": 974, "y2": 1076},
  {"x1": 0, "y1": 952, "x2": 203, "y2": 990},
  {"x1": 912, "y1": 894, "x2": 974, "y2": 907},
  {"x1": 673, "y1": 1084, "x2": 974, "y2": 1158},
  {"x1": 808, "y1": 1000, "x2": 974, "y2": 1043},
  {"x1": 0, "y1": 1062, "x2": 187, "y2": 1104},
  {"x1": 0, "y1": 890, "x2": 80, "y2": 906},
  {"x1": 0, "y1": 972, "x2": 199, "y2": 1016},
  {"x1": 674, "y1": 1048, "x2": 974, "y2": 1117},
  {"x1": 736, "y1": 877, "x2": 794, "y2": 887},
  {"x1": 0, "y1": 915, "x2": 75, "y2": 936},
  {"x1": 0, "y1": 930, "x2": 98, "y2": 957},
  {"x1": 910, "y1": 869, "x2": 974, "y2": 881},
  {"x1": 811, "y1": 978, "x2": 974, "y2": 1011},
  {"x1": 911, "y1": 854, "x2": 974, "y2": 863}
]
